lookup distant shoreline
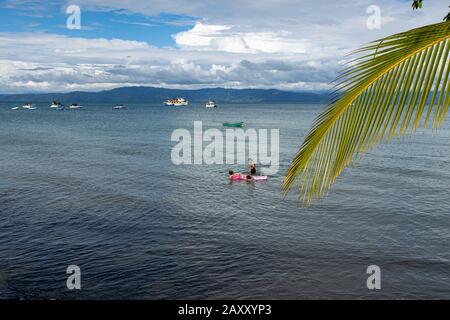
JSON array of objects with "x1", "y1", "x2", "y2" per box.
[{"x1": 0, "y1": 86, "x2": 329, "y2": 104}]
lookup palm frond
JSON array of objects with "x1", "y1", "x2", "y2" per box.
[{"x1": 283, "y1": 22, "x2": 450, "y2": 206}]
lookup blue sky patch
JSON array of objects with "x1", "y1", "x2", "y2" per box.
[{"x1": 0, "y1": 3, "x2": 196, "y2": 47}]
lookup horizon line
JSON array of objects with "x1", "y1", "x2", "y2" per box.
[{"x1": 0, "y1": 85, "x2": 329, "y2": 96}]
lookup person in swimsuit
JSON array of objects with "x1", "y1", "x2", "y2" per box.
[{"x1": 248, "y1": 159, "x2": 256, "y2": 175}]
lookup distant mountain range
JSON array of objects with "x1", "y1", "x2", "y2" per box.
[{"x1": 0, "y1": 86, "x2": 328, "y2": 104}]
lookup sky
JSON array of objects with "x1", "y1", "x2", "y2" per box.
[{"x1": 0, "y1": 0, "x2": 448, "y2": 93}]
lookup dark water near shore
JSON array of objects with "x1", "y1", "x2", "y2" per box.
[{"x1": 0, "y1": 102, "x2": 449, "y2": 299}]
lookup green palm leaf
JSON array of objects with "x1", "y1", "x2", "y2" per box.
[{"x1": 283, "y1": 22, "x2": 450, "y2": 206}]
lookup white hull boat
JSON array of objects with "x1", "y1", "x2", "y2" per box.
[
  {"x1": 206, "y1": 100, "x2": 217, "y2": 108},
  {"x1": 164, "y1": 98, "x2": 188, "y2": 106},
  {"x1": 50, "y1": 101, "x2": 63, "y2": 109},
  {"x1": 22, "y1": 104, "x2": 36, "y2": 110}
]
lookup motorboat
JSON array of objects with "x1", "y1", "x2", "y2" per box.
[
  {"x1": 69, "y1": 103, "x2": 83, "y2": 109},
  {"x1": 22, "y1": 103, "x2": 36, "y2": 110},
  {"x1": 164, "y1": 98, "x2": 188, "y2": 106},
  {"x1": 50, "y1": 101, "x2": 63, "y2": 108},
  {"x1": 206, "y1": 100, "x2": 217, "y2": 108}
]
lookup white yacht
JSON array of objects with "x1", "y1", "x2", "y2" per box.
[
  {"x1": 164, "y1": 98, "x2": 188, "y2": 106},
  {"x1": 174, "y1": 98, "x2": 188, "y2": 106},
  {"x1": 22, "y1": 103, "x2": 36, "y2": 110},
  {"x1": 206, "y1": 100, "x2": 217, "y2": 108},
  {"x1": 69, "y1": 103, "x2": 83, "y2": 109},
  {"x1": 113, "y1": 104, "x2": 127, "y2": 109}
]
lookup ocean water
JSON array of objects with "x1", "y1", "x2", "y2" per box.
[{"x1": 0, "y1": 102, "x2": 449, "y2": 299}]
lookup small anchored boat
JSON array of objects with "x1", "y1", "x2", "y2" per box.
[
  {"x1": 69, "y1": 103, "x2": 83, "y2": 109},
  {"x1": 22, "y1": 103, "x2": 36, "y2": 110},
  {"x1": 223, "y1": 122, "x2": 244, "y2": 127},
  {"x1": 206, "y1": 100, "x2": 217, "y2": 108},
  {"x1": 113, "y1": 104, "x2": 127, "y2": 109},
  {"x1": 50, "y1": 101, "x2": 65, "y2": 110},
  {"x1": 50, "y1": 101, "x2": 63, "y2": 108}
]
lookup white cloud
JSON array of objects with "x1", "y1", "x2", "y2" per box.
[
  {"x1": 0, "y1": 31, "x2": 339, "y2": 93},
  {"x1": 174, "y1": 22, "x2": 307, "y2": 54}
]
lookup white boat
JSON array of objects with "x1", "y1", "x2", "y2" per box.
[
  {"x1": 22, "y1": 103, "x2": 36, "y2": 110},
  {"x1": 50, "y1": 101, "x2": 63, "y2": 108},
  {"x1": 11, "y1": 106, "x2": 19, "y2": 110},
  {"x1": 174, "y1": 98, "x2": 188, "y2": 106},
  {"x1": 164, "y1": 98, "x2": 188, "y2": 106},
  {"x1": 113, "y1": 104, "x2": 127, "y2": 109},
  {"x1": 206, "y1": 100, "x2": 217, "y2": 108},
  {"x1": 69, "y1": 103, "x2": 83, "y2": 109}
]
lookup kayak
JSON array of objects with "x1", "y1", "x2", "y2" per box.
[
  {"x1": 223, "y1": 122, "x2": 244, "y2": 127},
  {"x1": 230, "y1": 174, "x2": 267, "y2": 181},
  {"x1": 230, "y1": 174, "x2": 244, "y2": 181},
  {"x1": 252, "y1": 175, "x2": 268, "y2": 181}
]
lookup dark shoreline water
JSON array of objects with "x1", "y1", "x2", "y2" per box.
[{"x1": 1, "y1": 103, "x2": 449, "y2": 299}]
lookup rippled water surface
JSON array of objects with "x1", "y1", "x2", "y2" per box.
[{"x1": 0, "y1": 103, "x2": 449, "y2": 299}]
